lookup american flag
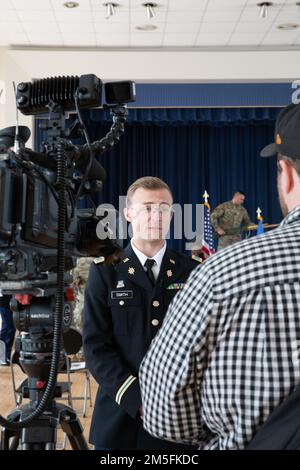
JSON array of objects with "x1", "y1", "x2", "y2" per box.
[{"x1": 202, "y1": 202, "x2": 216, "y2": 257}]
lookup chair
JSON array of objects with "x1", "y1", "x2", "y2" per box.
[
  {"x1": 0, "y1": 339, "x2": 6, "y2": 363},
  {"x1": 60, "y1": 327, "x2": 93, "y2": 418}
]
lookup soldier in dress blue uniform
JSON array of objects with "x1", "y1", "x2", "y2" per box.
[{"x1": 83, "y1": 176, "x2": 198, "y2": 450}]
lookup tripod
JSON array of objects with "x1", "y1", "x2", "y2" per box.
[{"x1": 0, "y1": 377, "x2": 89, "y2": 450}]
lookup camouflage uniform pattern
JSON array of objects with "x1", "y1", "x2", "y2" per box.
[
  {"x1": 71, "y1": 257, "x2": 94, "y2": 360},
  {"x1": 211, "y1": 201, "x2": 252, "y2": 251}
]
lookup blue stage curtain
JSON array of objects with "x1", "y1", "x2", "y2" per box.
[
  {"x1": 86, "y1": 106, "x2": 280, "y2": 125},
  {"x1": 35, "y1": 107, "x2": 282, "y2": 253}
]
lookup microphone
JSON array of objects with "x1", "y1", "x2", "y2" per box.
[{"x1": 12, "y1": 82, "x2": 20, "y2": 154}]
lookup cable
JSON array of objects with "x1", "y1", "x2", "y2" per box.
[{"x1": 74, "y1": 90, "x2": 94, "y2": 203}]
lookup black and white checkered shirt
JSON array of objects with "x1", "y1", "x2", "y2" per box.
[{"x1": 139, "y1": 205, "x2": 300, "y2": 450}]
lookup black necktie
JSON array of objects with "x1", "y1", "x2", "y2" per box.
[{"x1": 144, "y1": 259, "x2": 156, "y2": 287}]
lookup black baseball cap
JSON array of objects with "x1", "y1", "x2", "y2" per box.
[
  {"x1": 0, "y1": 125, "x2": 31, "y2": 150},
  {"x1": 260, "y1": 104, "x2": 300, "y2": 159}
]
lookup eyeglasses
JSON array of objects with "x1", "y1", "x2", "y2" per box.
[{"x1": 129, "y1": 204, "x2": 173, "y2": 216}]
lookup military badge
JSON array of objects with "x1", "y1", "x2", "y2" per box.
[{"x1": 166, "y1": 283, "x2": 186, "y2": 290}]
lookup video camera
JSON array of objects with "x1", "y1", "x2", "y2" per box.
[
  {"x1": 0, "y1": 74, "x2": 135, "y2": 445},
  {"x1": 0, "y1": 74, "x2": 135, "y2": 289}
]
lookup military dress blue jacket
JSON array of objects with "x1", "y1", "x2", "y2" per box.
[{"x1": 83, "y1": 243, "x2": 198, "y2": 449}]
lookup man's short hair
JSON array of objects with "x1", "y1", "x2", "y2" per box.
[
  {"x1": 233, "y1": 190, "x2": 245, "y2": 197},
  {"x1": 126, "y1": 176, "x2": 173, "y2": 207},
  {"x1": 278, "y1": 154, "x2": 300, "y2": 177}
]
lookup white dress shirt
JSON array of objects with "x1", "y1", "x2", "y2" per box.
[{"x1": 130, "y1": 240, "x2": 166, "y2": 280}]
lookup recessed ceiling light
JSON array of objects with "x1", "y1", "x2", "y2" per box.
[
  {"x1": 277, "y1": 23, "x2": 299, "y2": 30},
  {"x1": 63, "y1": 1, "x2": 79, "y2": 8},
  {"x1": 135, "y1": 24, "x2": 157, "y2": 31}
]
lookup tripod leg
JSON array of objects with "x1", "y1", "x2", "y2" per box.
[
  {"x1": 60, "y1": 410, "x2": 89, "y2": 450},
  {"x1": 0, "y1": 409, "x2": 22, "y2": 450},
  {"x1": 1, "y1": 427, "x2": 19, "y2": 450},
  {"x1": 9, "y1": 435, "x2": 20, "y2": 450}
]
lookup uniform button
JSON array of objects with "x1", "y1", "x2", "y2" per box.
[
  {"x1": 152, "y1": 300, "x2": 160, "y2": 307},
  {"x1": 119, "y1": 300, "x2": 125, "y2": 306},
  {"x1": 152, "y1": 319, "x2": 159, "y2": 326}
]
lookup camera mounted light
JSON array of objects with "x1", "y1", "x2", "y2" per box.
[{"x1": 16, "y1": 74, "x2": 102, "y2": 115}]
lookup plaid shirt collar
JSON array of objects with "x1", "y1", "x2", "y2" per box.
[{"x1": 280, "y1": 204, "x2": 300, "y2": 227}]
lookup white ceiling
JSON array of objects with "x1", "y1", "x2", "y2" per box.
[{"x1": 1, "y1": 0, "x2": 300, "y2": 49}]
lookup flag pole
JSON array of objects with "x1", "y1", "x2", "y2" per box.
[{"x1": 256, "y1": 207, "x2": 264, "y2": 236}]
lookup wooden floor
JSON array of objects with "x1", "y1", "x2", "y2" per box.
[{"x1": 0, "y1": 363, "x2": 98, "y2": 450}]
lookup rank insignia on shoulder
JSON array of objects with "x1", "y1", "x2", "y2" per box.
[
  {"x1": 192, "y1": 254, "x2": 203, "y2": 263},
  {"x1": 94, "y1": 256, "x2": 105, "y2": 264},
  {"x1": 166, "y1": 283, "x2": 186, "y2": 290},
  {"x1": 117, "y1": 280, "x2": 125, "y2": 288}
]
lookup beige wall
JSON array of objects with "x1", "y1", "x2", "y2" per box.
[
  {"x1": 0, "y1": 48, "x2": 6, "y2": 129},
  {"x1": 1, "y1": 46, "x2": 300, "y2": 147},
  {"x1": 6, "y1": 48, "x2": 300, "y2": 82}
]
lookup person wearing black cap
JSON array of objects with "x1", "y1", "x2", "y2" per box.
[{"x1": 139, "y1": 103, "x2": 300, "y2": 450}]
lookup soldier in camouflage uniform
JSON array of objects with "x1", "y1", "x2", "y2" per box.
[
  {"x1": 211, "y1": 191, "x2": 253, "y2": 251},
  {"x1": 72, "y1": 257, "x2": 94, "y2": 360}
]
